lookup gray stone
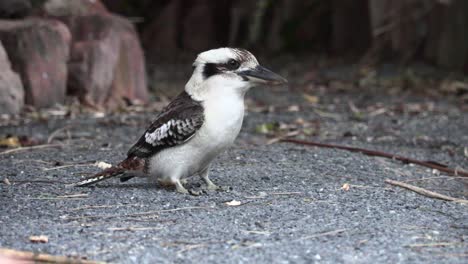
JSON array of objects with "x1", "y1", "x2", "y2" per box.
[
  {"x1": 0, "y1": 19, "x2": 70, "y2": 108},
  {"x1": 0, "y1": 41, "x2": 24, "y2": 115}
]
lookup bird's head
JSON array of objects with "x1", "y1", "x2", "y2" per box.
[{"x1": 186, "y1": 48, "x2": 287, "y2": 100}]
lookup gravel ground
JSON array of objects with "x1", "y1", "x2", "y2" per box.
[{"x1": 1, "y1": 85, "x2": 467, "y2": 263}]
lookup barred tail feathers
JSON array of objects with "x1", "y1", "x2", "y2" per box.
[
  {"x1": 74, "y1": 157, "x2": 144, "y2": 187},
  {"x1": 74, "y1": 167, "x2": 127, "y2": 187}
]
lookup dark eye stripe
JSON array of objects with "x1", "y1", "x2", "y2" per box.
[
  {"x1": 202, "y1": 63, "x2": 220, "y2": 79},
  {"x1": 202, "y1": 59, "x2": 241, "y2": 79}
]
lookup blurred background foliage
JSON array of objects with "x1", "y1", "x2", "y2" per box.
[
  {"x1": 0, "y1": 0, "x2": 467, "y2": 114},
  {"x1": 100, "y1": 0, "x2": 468, "y2": 73}
]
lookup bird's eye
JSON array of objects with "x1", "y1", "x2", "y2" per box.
[{"x1": 227, "y1": 59, "x2": 240, "y2": 70}]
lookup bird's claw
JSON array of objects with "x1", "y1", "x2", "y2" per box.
[
  {"x1": 189, "y1": 189, "x2": 204, "y2": 196},
  {"x1": 206, "y1": 182, "x2": 219, "y2": 191},
  {"x1": 217, "y1": 185, "x2": 232, "y2": 192}
]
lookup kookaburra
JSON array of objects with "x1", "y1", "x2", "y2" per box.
[{"x1": 75, "y1": 48, "x2": 287, "y2": 194}]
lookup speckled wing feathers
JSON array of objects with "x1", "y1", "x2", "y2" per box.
[{"x1": 127, "y1": 91, "x2": 204, "y2": 158}]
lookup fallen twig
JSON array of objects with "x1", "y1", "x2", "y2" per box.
[
  {"x1": 295, "y1": 229, "x2": 347, "y2": 241},
  {"x1": 56, "y1": 193, "x2": 89, "y2": 199},
  {"x1": 69, "y1": 204, "x2": 139, "y2": 212},
  {"x1": 47, "y1": 125, "x2": 75, "y2": 143},
  {"x1": 270, "y1": 192, "x2": 303, "y2": 196},
  {"x1": 385, "y1": 179, "x2": 468, "y2": 204},
  {"x1": 266, "y1": 130, "x2": 300, "y2": 145},
  {"x1": 0, "y1": 144, "x2": 63, "y2": 155},
  {"x1": 281, "y1": 138, "x2": 468, "y2": 178},
  {"x1": 107, "y1": 226, "x2": 162, "y2": 231},
  {"x1": 242, "y1": 230, "x2": 271, "y2": 235},
  {"x1": 7, "y1": 179, "x2": 69, "y2": 185},
  {"x1": 0, "y1": 248, "x2": 104, "y2": 264},
  {"x1": 24, "y1": 193, "x2": 88, "y2": 200},
  {"x1": 407, "y1": 242, "x2": 463, "y2": 248},
  {"x1": 177, "y1": 244, "x2": 208, "y2": 254},
  {"x1": 42, "y1": 163, "x2": 94, "y2": 171},
  {"x1": 434, "y1": 253, "x2": 468, "y2": 258},
  {"x1": 64, "y1": 206, "x2": 213, "y2": 221}
]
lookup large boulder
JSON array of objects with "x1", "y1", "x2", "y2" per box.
[
  {"x1": 42, "y1": 0, "x2": 108, "y2": 16},
  {"x1": 0, "y1": 19, "x2": 70, "y2": 108},
  {"x1": 62, "y1": 14, "x2": 148, "y2": 109},
  {"x1": 0, "y1": 0, "x2": 148, "y2": 111},
  {"x1": 38, "y1": 0, "x2": 148, "y2": 110},
  {"x1": 0, "y1": 40, "x2": 24, "y2": 115}
]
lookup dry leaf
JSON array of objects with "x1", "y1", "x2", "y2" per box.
[
  {"x1": 0, "y1": 137, "x2": 21, "y2": 148},
  {"x1": 95, "y1": 161, "x2": 112, "y2": 169},
  {"x1": 255, "y1": 123, "x2": 278, "y2": 134},
  {"x1": 295, "y1": 118, "x2": 305, "y2": 125},
  {"x1": 3, "y1": 178, "x2": 11, "y2": 185},
  {"x1": 225, "y1": 200, "x2": 242, "y2": 206},
  {"x1": 29, "y1": 235, "x2": 48, "y2": 243},
  {"x1": 287, "y1": 105, "x2": 300, "y2": 112},
  {"x1": 464, "y1": 147, "x2": 468, "y2": 158},
  {"x1": 348, "y1": 101, "x2": 361, "y2": 114},
  {"x1": 341, "y1": 183, "x2": 350, "y2": 191},
  {"x1": 303, "y1": 93, "x2": 319, "y2": 104}
]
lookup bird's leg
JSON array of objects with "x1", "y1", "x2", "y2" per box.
[
  {"x1": 174, "y1": 179, "x2": 189, "y2": 194},
  {"x1": 175, "y1": 179, "x2": 200, "y2": 196},
  {"x1": 199, "y1": 167, "x2": 219, "y2": 190}
]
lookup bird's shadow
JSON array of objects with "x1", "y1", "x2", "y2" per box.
[
  {"x1": 91, "y1": 182, "x2": 157, "y2": 189},
  {"x1": 83, "y1": 180, "x2": 221, "y2": 195}
]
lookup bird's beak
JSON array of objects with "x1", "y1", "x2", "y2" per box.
[{"x1": 238, "y1": 65, "x2": 288, "y2": 85}]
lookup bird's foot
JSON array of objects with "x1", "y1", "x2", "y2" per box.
[
  {"x1": 201, "y1": 177, "x2": 230, "y2": 192},
  {"x1": 216, "y1": 185, "x2": 232, "y2": 192},
  {"x1": 186, "y1": 184, "x2": 231, "y2": 195},
  {"x1": 205, "y1": 182, "x2": 219, "y2": 191},
  {"x1": 189, "y1": 189, "x2": 203, "y2": 196},
  {"x1": 174, "y1": 181, "x2": 189, "y2": 194}
]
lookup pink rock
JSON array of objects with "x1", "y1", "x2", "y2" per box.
[
  {"x1": 0, "y1": 19, "x2": 70, "y2": 108},
  {"x1": 41, "y1": 0, "x2": 108, "y2": 16},
  {"x1": 0, "y1": 40, "x2": 24, "y2": 115},
  {"x1": 62, "y1": 14, "x2": 148, "y2": 109}
]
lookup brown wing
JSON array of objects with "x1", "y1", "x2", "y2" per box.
[{"x1": 127, "y1": 91, "x2": 204, "y2": 158}]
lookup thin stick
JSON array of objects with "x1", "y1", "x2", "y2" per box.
[
  {"x1": 23, "y1": 193, "x2": 88, "y2": 200},
  {"x1": 47, "y1": 125, "x2": 74, "y2": 143},
  {"x1": 177, "y1": 243, "x2": 208, "y2": 254},
  {"x1": 42, "y1": 163, "x2": 94, "y2": 171},
  {"x1": 295, "y1": 229, "x2": 347, "y2": 241},
  {"x1": 0, "y1": 144, "x2": 63, "y2": 155},
  {"x1": 107, "y1": 226, "x2": 162, "y2": 231},
  {"x1": 56, "y1": 193, "x2": 89, "y2": 199},
  {"x1": 281, "y1": 138, "x2": 468, "y2": 178},
  {"x1": 270, "y1": 192, "x2": 303, "y2": 196},
  {"x1": 69, "y1": 204, "x2": 139, "y2": 212},
  {"x1": 266, "y1": 130, "x2": 300, "y2": 145},
  {"x1": 407, "y1": 242, "x2": 462, "y2": 248},
  {"x1": 0, "y1": 248, "x2": 104, "y2": 264},
  {"x1": 385, "y1": 179, "x2": 468, "y2": 204},
  {"x1": 64, "y1": 206, "x2": 212, "y2": 221},
  {"x1": 9, "y1": 179, "x2": 69, "y2": 184}
]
